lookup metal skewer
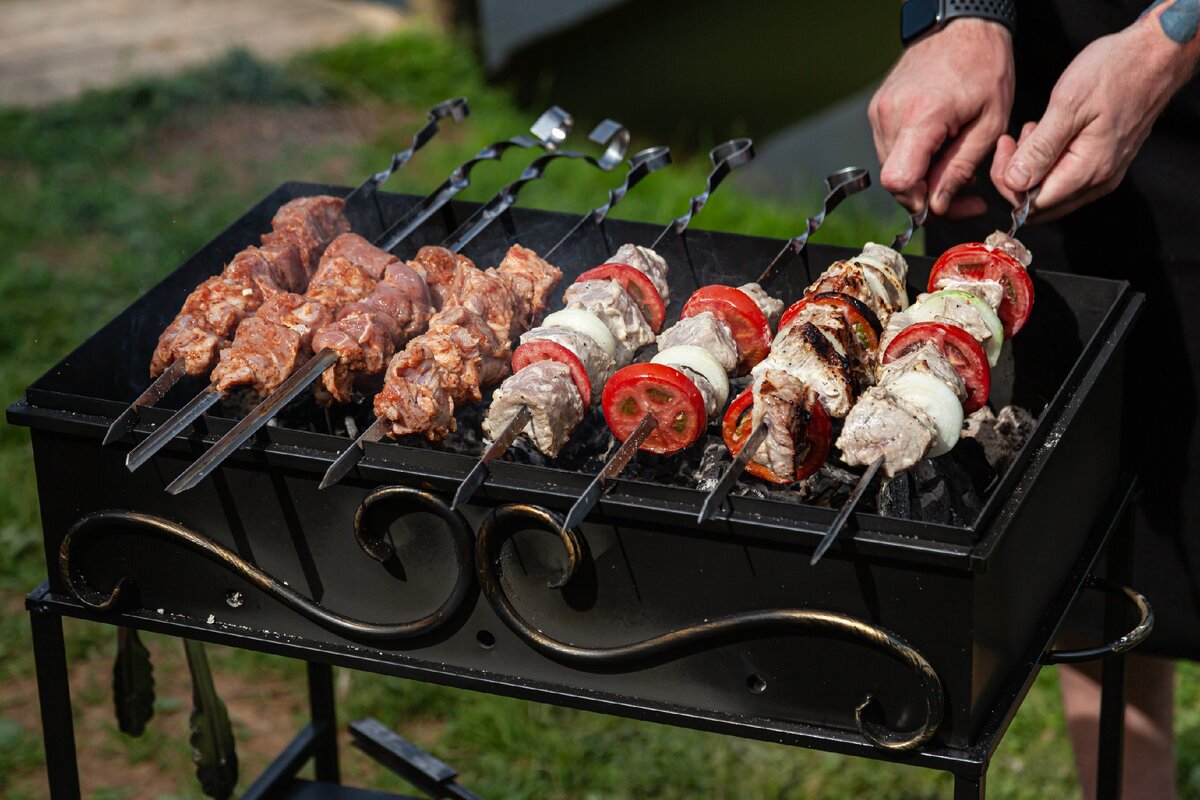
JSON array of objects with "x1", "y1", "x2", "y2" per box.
[
  {"x1": 693, "y1": 169, "x2": 879, "y2": 524},
  {"x1": 166, "y1": 120, "x2": 633, "y2": 494},
  {"x1": 1007, "y1": 185, "x2": 1040, "y2": 238},
  {"x1": 450, "y1": 140, "x2": 753, "y2": 511},
  {"x1": 107, "y1": 97, "x2": 470, "y2": 449},
  {"x1": 321, "y1": 142, "x2": 672, "y2": 493}
]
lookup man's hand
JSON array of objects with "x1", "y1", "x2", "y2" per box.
[
  {"x1": 868, "y1": 19, "x2": 1014, "y2": 217},
  {"x1": 994, "y1": 13, "x2": 1200, "y2": 222}
]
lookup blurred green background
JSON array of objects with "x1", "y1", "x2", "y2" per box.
[{"x1": 1, "y1": 3, "x2": 1197, "y2": 798}]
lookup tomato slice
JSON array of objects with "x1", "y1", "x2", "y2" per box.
[
  {"x1": 928, "y1": 243, "x2": 1035, "y2": 338},
  {"x1": 576, "y1": 263, "x2": 666, "y2": 333},
  {"x1": 721, "y1": 387, "x2": 831, "y2": 484},
  {"x1": 680, "y1": 285, "x2": 771, "y2": 375},
  {"x1": 602, "y1": 363, "x2": 707, "y2": 454},
  {"x1": 512, "y1": 340, "x2": 591, "y2": 406},
  {"x1": 778, "y1": 291, "x2": 882, "y2": 352},
  {"x1": 882, "y1": 321, "x2": 991, "y2": 414}
]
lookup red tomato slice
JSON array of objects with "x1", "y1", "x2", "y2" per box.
[
  {"x1": 576, "y1": 263, "x2": 666, "y2": 333},
  {"x1": 882, "y1": 322, "x2": 991, "y2": 414},
  {"x1": 512, "y1": 340, "x2": 591, "y2": 406},
  {"x1": 602, "y1": 363, "x2": 707, "y2": 454},
  {"x1": 681, "y1": 285, "x2": 771, "y2": 375},
  {"x1": 721, "y1": 387, "x2": 831, "y2": 484},
  {"x1": 778, "y1": 291, "x2": 882, "y2": 352},
  {"x1": 928, "y1": 243, "x2": 1035, "y2": 338}
]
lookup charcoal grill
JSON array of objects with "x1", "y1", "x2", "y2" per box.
[{"x1": 13, "y1": 183, "x2": 1152, "y2": 799}]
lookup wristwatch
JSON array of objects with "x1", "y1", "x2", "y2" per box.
[{"x1": 900, "y1": 0, "x2": 1017, "y2": 45}]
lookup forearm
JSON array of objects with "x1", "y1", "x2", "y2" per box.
[{"x1": 1141, "y1": 0, "x2": 1200, "y2": 86}]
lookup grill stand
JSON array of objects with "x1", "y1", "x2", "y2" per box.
[{"x1": 24, "y1": 475, "x2": 1148, "y2": 799}]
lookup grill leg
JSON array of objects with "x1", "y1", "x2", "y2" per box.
[
  {"x1": 1096, "y1": 501, "x2": 1135, "y2": 800},
  {"x1": 307, "y1": 661, "x2": 340, "y2": 783},
  {"x1": 29, "y1": 605, "x2": 81, "y2": 800},
  {"x1": 952, "y1": 772, "x2": 985, "y2": 800}
]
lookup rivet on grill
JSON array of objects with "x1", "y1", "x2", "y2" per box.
[
  {"x1": 746, "y1": 674, "x2": 767, "y2": 694},
  {"x1": 476, "y1": 630, "x2": 496, "y2": 649},
  {"x1": 225, "y1": 591, "x2": 244, "y2": 609}
]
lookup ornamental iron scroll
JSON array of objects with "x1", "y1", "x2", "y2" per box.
[
  {"x1": 476, "y1": 503, "x2": 946, "y2": 752},
  {"x1": 60, "y1": 491, "x2": 474, "y2": 643}
]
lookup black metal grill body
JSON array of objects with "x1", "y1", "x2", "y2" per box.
[{"x1": 8, "y1": 183, "x2": 1142, "y2": 750}]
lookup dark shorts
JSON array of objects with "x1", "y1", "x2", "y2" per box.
[{"x1": 926, "y1": 0, "x2": 1200, "y2": 658}]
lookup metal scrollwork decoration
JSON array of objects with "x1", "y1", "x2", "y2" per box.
[
  {"x1": 476, "y1": 504, "x2": 946, "y2": 752},
  {"x1": 60, "y1": 494, "x2": 474, "y2": 643}
]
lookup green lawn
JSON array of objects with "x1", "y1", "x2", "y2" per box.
[{"x1": 1, "y1": 24, "x2": 1197, "y2": 800}]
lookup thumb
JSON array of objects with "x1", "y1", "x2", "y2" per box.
[{"x1": 1004, "y1": 107, "x2": 1078, "y2": 192}]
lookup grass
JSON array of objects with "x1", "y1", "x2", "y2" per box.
[{"x1": 1, "y1": 23, "x2": 1198, "y2": 799}]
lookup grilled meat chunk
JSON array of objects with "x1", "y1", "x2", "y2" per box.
[
  {"x1": 984, "y1": 231, "x2": 1033, "y2": 267},
  {"x1": 482, "y1": 360, "x2": 585, "y2": 457},
  {"x1": 655, "y1": 311, "x2": 739, "y2": 374},
  {"x1": 749, "y1": 369, "x2": 821, "y2": 479},
  {"x1": 564, "y1": 279, "x2": 654, "y2": 365},
  {"x1": 737, "y1": 282, "x2": 784, "y2": 325},
  {"x1": 877, "y1": 342, "x2": 966, "y2": 402},
  {"x1": 836, "y1": 386, "x2": 937, "y2": 477},
  {"x1": 753, "y1": 321, "x2": 854, "y2": 417},
  {"x1": 519, "y1": 326, "x2": 614, "y2": 404},
  {"x1": 611, "y1": 243, "x2": 671, "y2": 306}
]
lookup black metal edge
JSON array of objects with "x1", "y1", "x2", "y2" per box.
[
  {"x1": 960, "y1": 475, "x2": 1136, "y2": 762},
  {"x1": 23, "y1": 579, "x2": 986, "y2": 777},
  {"x1": 967, "y1": 288, "x2": 1144, "y2": 570}
]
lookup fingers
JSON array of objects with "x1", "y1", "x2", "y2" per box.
[
  {"x1": 1003, "y1": 105, "x2": 1079, "y2": 192},
  {"x1": 1029, "y1": 146, "x2": 1123, "y2": 223},
  {"x1": 879, "y1": 119, "x2": 949, "y2": 212},
  {"x1": 990, "y1": 123, "x2": 1035, "y2": 206},
  {"x1": 926, "y1": 116, "x2": 1001, "y2": 216}
]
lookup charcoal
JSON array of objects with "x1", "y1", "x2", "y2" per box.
[
  {"x1": 913, "y1": 460, "x2": 954, "y2": 523},
  {"x1": 877, "y1": 472, "x2": 914, "y2": 519}
]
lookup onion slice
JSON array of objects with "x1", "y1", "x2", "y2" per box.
[
  {"x1": 541, "y1": 309, "x2": 617, "y2": 361},
  {"x1": 886, "y1": 371, "x2": 964, "y2": 457},
  {"x1": 652, "y1": 345, "x2": 730, "y2": 409}
]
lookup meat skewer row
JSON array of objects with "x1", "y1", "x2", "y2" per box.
[
  {"x1": 836, "y1": 231, "x2": 1034, "y2": 478},
  {"x1": 105, "y1": 97, "x2": 469, "y2": 447},
  {"x1": 158, "y1": 121, "x2": 638, "y2": 493},
  {"x1": 448, "y1": 140, "x2": 759, "y2": 510}
]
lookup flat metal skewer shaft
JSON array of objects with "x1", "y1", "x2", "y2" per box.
[
  {"x1": 125, "y1": 387, "x2": 221, "y2": 472},
  {"x1": 697, "y1": 421, "x2": 769, "y2": 524},
  {"x1": 103, "y1": 359, "x2": 186, "y2": 445},
  {"x1": 562, "y1": 412, "x2": 658, "y2": 534},
  {"x1": 319, "y1": 417, "x2": 387, "y2": 490},
  {"x1": 1007, "y1": 186, "x2": 1040, "y2": 237},
  {"x1": 164, "y1": 349, "x2": 340, "y2": 494},
  {"x1": 809, "y1": 455, "x2": 884, "y2": 566},
  {"x1": 452, "y1": 405, "x2": 531, "y2": 511}
]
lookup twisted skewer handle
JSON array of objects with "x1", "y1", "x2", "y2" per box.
[{"x1": 651, "y1": 138, "x2": 755, "y2": 249}]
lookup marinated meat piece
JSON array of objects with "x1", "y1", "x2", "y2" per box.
[
  {"x1": 655, "y1": 312, "x2": 739, "y2": 374},
  {"x1": 483, "y1": 360, "x2": 584, "y2": 457},
  {"x1": 305, "y1": 257, "x2": 378, "y2": 311},
  {"x1": 320, "y1": 232, "x2": 398, "y2": 280},
  {"x1": 737, "y1": 282, "x2": 784, "y2": 325},
  {"x1": 380, "y1": 262, "x2": 433, "y2": 334},
  {"x1": 222, "y1": 247, "x2": 290, "y2": 297},
  {"x1": 257, "y1": 241, "x2": 309, "y2": 293},
  {"x1": 749, "y1": 368, "x2": 821, "y2": 479},
  {"x1": 933, "y1": 277, "x2": 1005, "y2": 310},
  {"x1": 261, "y1": 195, "x2": 350, "y2": 272},
  {"x1": 424, "y1": 305, "x2": 510, "y2": 400},
  {"x1": 210, "y1": 293, "x2": 333, "y2": 395},
  {"x1": 494, "y1": 244, "x2": 563, "y2": 333},
  {"x1": 836, "y1": 386, "x2": 937, "y2": 476},
  {"x1": 877, "y1": 342, "x2": 966, "y2": 401},
  {"x1": 375, "y1": 343, "x2": 454, "y2": 440},
  {"x1": 410, "y1": 246, "x2": 473, "y2": 309},
  {"x1": 150, "y1": 275, "x2": 265, "y2": 376},
  {"x1": 611, "y1": 243, "x2": 671, "y2": 306},
  {"x1": 753, "y1": 322, "x2": 854, "y2": 417},
  {"x1": 984, "y1": 231, "x2": 1033, "y2": 267},
  {"x1": 442, "y1": 266, "x2": 517, "y2": 343},
  {"x1": 520, "y1": 326, "x2": 615, "y2": 403},
  {"x1": 564, "y1": 279, "x2": 654, "y2": 364},
  {"x1": 314, "y1": 285, "x2": 412, "y2": 404}
]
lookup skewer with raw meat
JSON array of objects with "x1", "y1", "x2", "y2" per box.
[
  {"x1": 103, "y1": 97, "x2": 469, "y2": 446},
  {"x1": 449, "y1": 140, "x2": 759, "y2": 509},
  {"x1": 555, "y1": 167, "x2": 871, "y2": 533},
  {"x1": 161, "y1": 122, "x2": 639, "y2": 494}
]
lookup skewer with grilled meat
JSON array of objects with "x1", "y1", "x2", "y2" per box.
[
  {"x1": 373, "y1": 244, "x2": 562, "y2": 441},
  {"x1": 208, "y1": 234, "x2": 436, "y2": 398},
  {"x1": 150, "y1": 195, "x2": 349, "y2": 378},
  {"x1": 481, "y1": 244, "x2": 670, "y2": 457},
  {"x1": 837, "y1": 233, "x2": 1035, "y2": 476}
]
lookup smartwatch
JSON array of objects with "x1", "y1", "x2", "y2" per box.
[{"x1": 900, "y1": 0, "x2": 1017, "y2": 46}]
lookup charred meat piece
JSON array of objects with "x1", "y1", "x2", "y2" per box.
[
  {"x1": 753, "y1": 321, "x2": 854, "y2": 417},
  {"x1": 749, "y1": 368, "x2": 822, "y2": 479},
  {"x1": 482, "y1": 360, "x2": 585, "y2": 457}
]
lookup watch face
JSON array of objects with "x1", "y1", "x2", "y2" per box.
[{"x1": 901, "y1": 0, "x2": 942, "y2": 43}]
